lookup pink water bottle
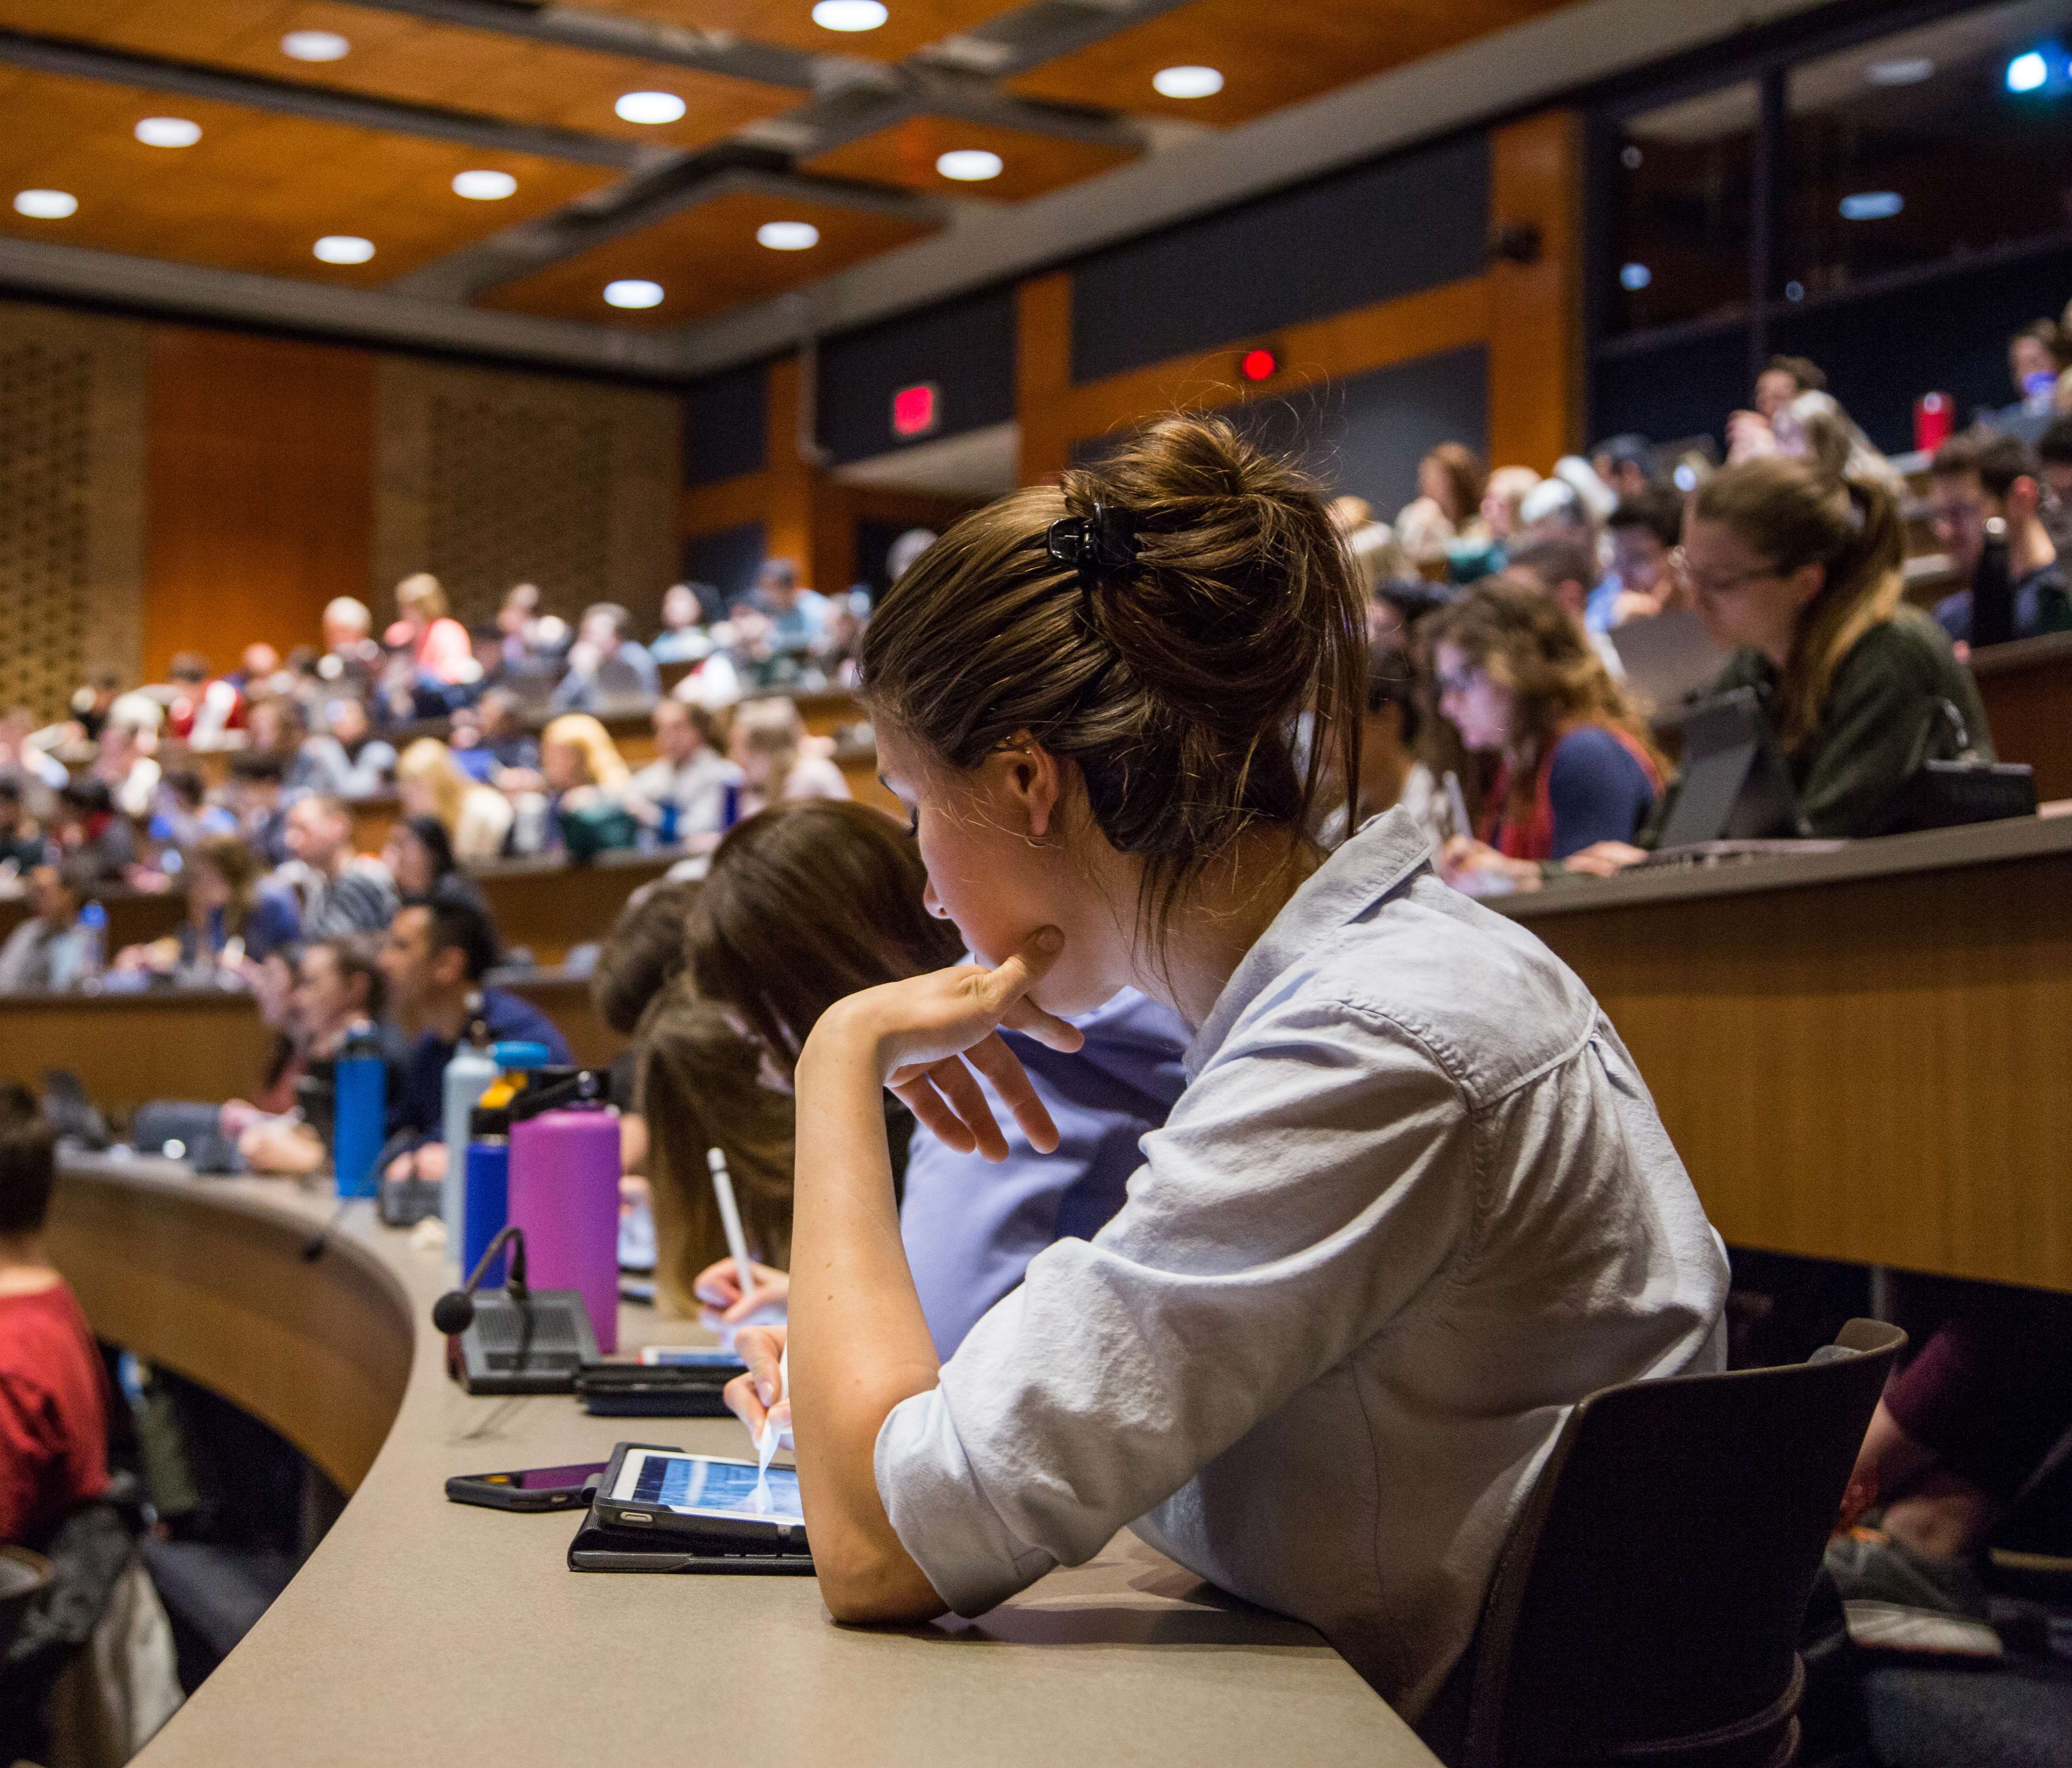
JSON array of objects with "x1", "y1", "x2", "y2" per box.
[{"x1": 507, "y1": 1071, "x2": 621, "y2": 1355}]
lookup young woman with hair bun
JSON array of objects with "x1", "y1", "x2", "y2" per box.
[{"x1": 722, "y1": 414, "x2": 1727, "y2": 1743}]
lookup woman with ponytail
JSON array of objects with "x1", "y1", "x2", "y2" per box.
[
  {"x1": 1655, "y1": 457, "x2": 1991, "y2": 840},
  {"x1": 716, "y1": 414, "x2": 1727, "y2": 1745}
]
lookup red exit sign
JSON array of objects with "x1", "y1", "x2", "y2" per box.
[{"x1": 891, "y1": 381, "x2": 940, "y2": 439}]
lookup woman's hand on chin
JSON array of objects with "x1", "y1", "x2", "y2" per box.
[{"x1": 802, "y1": 928, "x2": 1085, "y2": 1161}]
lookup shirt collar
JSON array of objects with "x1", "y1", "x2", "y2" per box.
[{"x1": 1182, "y1": 807, "x2": 1433, "y2": 1077}]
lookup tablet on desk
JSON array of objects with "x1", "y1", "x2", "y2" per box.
[{"x1": 590, "y1": 1441, "x2": 809, "y2": 1560}]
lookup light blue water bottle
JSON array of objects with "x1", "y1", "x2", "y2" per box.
[
  {"x1": 332, "y1": 1029, "x2": 386, "y2": 1200},
  {"x1": 440, "y1": 1017, "x2": 499, "y2": 1272}
]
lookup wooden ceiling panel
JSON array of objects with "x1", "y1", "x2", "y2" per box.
[
  {"x1": 579, "y1": 1, "x2": 1019, "y2": 63},
  {"x1": 0, "y1": 68, "x2": 615, "y2": 284},
  {"x1": 478, "y1": 187, "x2": 937, "y2": 326},
  {"x1": 0, "y1": 0, "x2": 798, "y2": 148},
  {"x1": 800, "y1": 114, "x2": 1136, "y2": 201},
  {"x1": 1008, "y1": 0, "x2": 1577, "y2": 126}
]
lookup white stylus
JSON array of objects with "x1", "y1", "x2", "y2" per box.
[
  {"x1": 753, "y1": 1342, "x2": 788, "y2": 1504},
  {"x1": 706, "y1": 1146, "x2": 756, "y2": 1312}
]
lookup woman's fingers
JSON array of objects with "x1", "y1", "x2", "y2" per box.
[
  {"x1": 997, "y1": 994, "x2": 1085, "y2": 1053},
  {"x1": 735, "y1": 1326, "x2": 786, "y2": 1405},
  {"x1": 722, "y1": 1371, "x2": 768, "y2": 1440},
  {"x1": 891, "y1": 1068, "x2": 980, "y2": 1155},
  {"x1": 693, "y1": 1256, "x2": 745, "y2": 1309},
  {"x1": 964, "y1": 1031, "x2": 1061, "y2": 1155},
  {"x1": 924, "y1": 1053, "x2": 1010, "y2": 1163}
]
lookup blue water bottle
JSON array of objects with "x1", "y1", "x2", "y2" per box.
[
  {"x1": 332, "y1": 1029, "x2": 386, "y2": 1200},
  {"x1": 462, "y1": 1103, "x2": 510, "y2": 1288},
  {"x1": 658, "y1": 799, "x2": 680, "y2": 846}
]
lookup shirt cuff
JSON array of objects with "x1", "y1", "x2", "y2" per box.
[{"x1": 874, "y1": 1387, "x2": 1058, "y2": 1618}]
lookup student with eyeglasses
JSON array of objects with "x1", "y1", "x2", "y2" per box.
[{"x1": 719, "y1": 415, "x2": 1727, "y2": 1751}]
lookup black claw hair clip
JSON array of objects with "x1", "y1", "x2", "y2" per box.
[{"x1": 1046, "y1": 503, "x2": 1141, "y2": 591}]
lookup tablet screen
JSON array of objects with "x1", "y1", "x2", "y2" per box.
[{"x1": 611, "y1": 1449, "x2": 804, "y2": 1525}]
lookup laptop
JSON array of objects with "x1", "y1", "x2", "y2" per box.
[
  {"x1": 1608, "y1": 608, "x2": 1731, "y2": 720},
  {"x1": 1637, "y1": 687, "x2": 1815, "y2": 865}
]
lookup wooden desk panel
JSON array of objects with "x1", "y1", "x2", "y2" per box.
[
  {"x1": 1973, "y1": 629, "x2": 2072, "y2": 804},
  {"x1": 1509, "y1": 818, "x2": 2072, "y2": 1293},
  {"x1": 473, "y1": 853, "x2": 674, "y2": 965},
  {"x1": 0, "y1": 989, "x2": 275, "y2": 1117}
]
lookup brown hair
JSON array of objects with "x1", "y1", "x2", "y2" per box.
[
  {"x1": 1930, "y1": 429, "x2": 2041, "y2": 502},
  {"x1": 858, "y1": 413, "x2": 1363, "y2": 952},
  {"x1": 687, "y1": 800, "x2": 962, "y2": 1072},
  {"x1": 1423, "y1": 442, "x2": 1488, "y2": 527},
  {"x1": 636, "y1": 982, "x2": 797, "y2": 1309},
  {"x1": 190, "y1": 831, "x2": 264, "y2": 937},
  {"x1": 309, "y1": 932, "x2": 386, "y2": 1024},
  {"x1": 1689, "y1": 457, "x2": 1904, "y2": 750},
  {"x1": 0, "y1": 1081, "x2": 56, "y2": 1236},
  {"x1": 1427, "y1": 576, "x2": 1666, "y2": 822},
  {"x1": 593, "y1": 880, "x2": 698, "y2": 1037},
  {"x1": 1764, "y1": 354, "x2": 1827, "y2": 395}
]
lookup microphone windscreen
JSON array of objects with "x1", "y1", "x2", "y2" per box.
[{"x1": 431, "y1": 1291, "x2": 475, "y2": 1335}]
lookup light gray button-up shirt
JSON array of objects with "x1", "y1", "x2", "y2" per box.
[{"x1": 875, "y1": 808, "x2": 1728, "y2": 1719}]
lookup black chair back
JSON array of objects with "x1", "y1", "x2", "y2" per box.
[{"x1": 1463, "y1": 1319, "x2": 1905, "y2": 1768}]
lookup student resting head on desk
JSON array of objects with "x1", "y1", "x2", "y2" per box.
[
  {"x1": 1426, "y1": 576, "x2": 1665, "y2": 895},
  {"x1": 1568, "y1": 456, "x2": 1995, "y2": 874},
  {"x1": 719, "y1": 413, "x2": 1728, "y2": 1742}
]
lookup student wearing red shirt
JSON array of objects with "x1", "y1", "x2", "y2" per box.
[{"x1": 0, "y1": 1082, "x2": 108, "y2": 1550}]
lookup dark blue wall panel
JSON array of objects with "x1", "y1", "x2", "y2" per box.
[
  {"x1": 818, "y1": 284, "x2": 1017, "y2": 467},
  {"x1": 682, "y1": 520, "x2": 765, "y2": 609},
  {"x1": 1069, "y1": 132, "x2": 1490, "y2": 385},
  {"x1": 1590, "y1": 325, "x2": 1752, "y2": 460},
  {"x1": 685, "y1": 361, "x2": 767, "y2": 487}
]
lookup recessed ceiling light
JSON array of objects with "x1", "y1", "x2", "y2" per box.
[
  {"x1": 1867, "y1": 57, "x2": 1935, "y2": 85},
  {"x1": 452, "y1": 169, "x2": 517, "y2": 200},
  {"x1": 604, "y1": 279, "x2": 665, "y2": 309},
  {"x1": 615, "y1": 90, "x2": 686, "y2": 125},
  {"x1": 2007, "y1": 49, "x2": 2050, "y2": 92},
  {"x1": 13, "y1": 189, "x2": 77, "y2": 219},
  {"x1": 757, "y1": 221, "x2": 820, "y2": 250},
  {"x1": 1152, "y1": 65, "x2": 1223, "y2": 99},
  {"x1": 1838, "y1": 190, "x2": 1903, "y2": 221},
  {"x1": 936, "y1": 148, "x2": 1003, "y2": 182},
  {"x1": 1619, "y1": 262, "x2": 1653, "y2": 290},
  {"x1": 281, "y1": 29, "x2": 350, "y2": 62},
  {"x1": 313, "y1": 234, "x2": 376, "y2": 264},
  {"x1": 134, "y1": 116, "x2": 202, "y2": 148},
  {"x1": 812, "y1": 0, "x2": 888, "y2": 29}
]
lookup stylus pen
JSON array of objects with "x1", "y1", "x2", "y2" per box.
[
  {"x1": 707, "y1": 1146, "x2": 756, "y2": 1310},
  {"x1": 756, "y1": 1343, "x2": 789, "y2": 1472}
]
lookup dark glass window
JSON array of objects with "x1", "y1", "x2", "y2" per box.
[
  {"x1": 1607, "y1": 82, "x2": 1759, "y2": 336},
  {"x1": 1783, "y1": 0, "x2": 2072, "y2": 301}
]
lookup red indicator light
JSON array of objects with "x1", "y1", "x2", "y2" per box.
[
  {"x1": 1239, "y1": 347, "x2": 1277, "y2": 383},
  {"x1": 891, "y1": 381, "x2": 940, "y2": 438}
]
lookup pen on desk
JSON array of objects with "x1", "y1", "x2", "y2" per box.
[
  {"x1": 706, "y1": 1146, "x2": 755, "y2": 1315},
  {"x1": 1443, "y1": 770, "x2": 1471, "y2": 843}
]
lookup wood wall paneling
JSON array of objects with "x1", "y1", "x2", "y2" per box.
[
  {"x1": 801, "y1": 116, "x2": 1138, "y2": 204},
  {"x1": 1487, "y1": 108, "x2": 1584, "y2": 473},
  {"x1": 0, "y1": 68, "x2": 615, "y2": 285},
  {"x1": 0, "y1": 301, "x2": 146, "y2": 721},
  {"x1": 1015, "y1": 271, "x2": 1074, "y2": 484},
  {"x1": 144, "y1": 325, "x2": 375, "y2": 682},
  {"x1": 577, "y1": 0, "x2": 1019, "y2": 62},
  {"x1": 0, "y1": 0, "x2": 794, "y2": 149}
]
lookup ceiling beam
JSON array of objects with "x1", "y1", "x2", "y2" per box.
[
  {"x1": 0, "y1": 26, "x2": 646, "y2": 169},
  {"x1": 0, "y1": 233, "x2": 686, "y2": 376},
  {"x1": 673, "y1": 0, "x2": 1843, "y2": 374}
]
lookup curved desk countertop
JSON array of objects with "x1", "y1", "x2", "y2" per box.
[{"x1": 49, "y1": 1154, "x2": 1434, "y2": 1768}]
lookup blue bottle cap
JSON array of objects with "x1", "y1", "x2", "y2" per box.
[
  {"x1": 78, "y1": 902, "x2": 108, "y2": 928},
  {"x1": 493, "y1": 1041, "x2": 552, "y2": 1069}
]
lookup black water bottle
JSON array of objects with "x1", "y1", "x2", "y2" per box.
[{"x1": 1972, "y1": 514, "x2": 2014, "y2": 649}]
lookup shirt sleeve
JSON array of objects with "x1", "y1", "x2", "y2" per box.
[
  {"x1": 1796, "y1": 628, "x2": 1949, "y2": 837},
  {"x1": 875, "y1": 999, "x2": 1474, "y2": 1617},
  {"x1": 0, "y1": 1374, "x2": 60, "y2": 1545},
  {"x1": 1546, "y1": 728, "x2": 1659, "y2": 857}
]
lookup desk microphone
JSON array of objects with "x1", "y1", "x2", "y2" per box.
[{"x1": 432, "y1": 1224, "x2": 528, "y2": 1335}]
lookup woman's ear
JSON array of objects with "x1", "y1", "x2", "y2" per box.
[
  {"x1": 992, "y1": 736, "x2": 1064, "y2": 840},
  {"x1": 1788, "y1": 559, "x2": 1827, "y2": 611}
]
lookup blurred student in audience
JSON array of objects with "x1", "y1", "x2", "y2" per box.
[
  {"x1": 382, "y1": 814, "x2": 485, "y2": 913},
  {"x1": 2036, "y1": 417, "x2": 2072, "y2": 545},
  {"x1": 523, "y1": 713, "x2": 639, "y2": 857},
  {"x1": 0, "y1": 707, "x2": 67, "y2": 797},
  {"x1": 1927, "y1": 430, "x2": 2071, "y2": 648},
  {"x1": 248, "y1": 695, "x2": 359, "y2": 800},
  {"x1": 1516, "y1": 470, "x2": 1618, "y2": 629},
  {"x1": 229, "y1": 935, "x2": 392, "y2": 1176},
  {"x1": 387, "y1": 574, "x2": 474, "y2": 690},
  {"x1": 162, "y1": 651, "x2": 243, "y2": 745},
  {"x1": 1753, "y1": 354, "x2": 1826, "y2": 422},
  {"x1": 378, "y1": 886, "x2": 569, "y2": 1181},
  {"x1": 396, "y1": 737, "x2": 512, "y2": 862},
  {"x1": 1589, "y1": 433, "x2": 1655, "y2": 501},
  {"x1": 449, "y1": 686, "x2": 539, "y2": 782},
  {"x1": 92, "y1": 693, "x2": 163, "y2": 820},
  {"x1": 0, "y1": 1081, "x2": 109, "y2": 1552},
  {"x1": 277, "y1": 795, "x2": 397, "y2": 937},
  {"x1": 323, "y1": 695, "x2": 396, "y2": 796},
  {"x1": 2003, "y1": 318, "x2": 2066, "y2": 431},
  {"x1": 551, "y1": 603, "x2": 661, "y2": 710},
  {"x1": 745, "y1": 559, "x2": 830, "y2": 657},
  {"x1": 151, "y1": 768, "x2": 235, "y2": 855},
  {"x1": 1732, "y1": 388, "x2": 1903, "y2": 499},
  {"x1": 1429, "y1": 577, "x2": 1663, "y2": 892},
  {"x1": 1395, "y1": 442, "x2": 1489, "y2": 570},
  {"x1": 650, "y1": 583, "x2": 722, "y2": 663},
  {"x1": 227, "y1": 752, "x2": 291, "y2": 867},
  {"x1": 321, "y1": 595, "x2": 377, "y2": 673},
  {"x1": 0, "y1": 780, "x2": 45, "y2": 879},
  {"x1": 51, "y1": 779, "x2": 135, "y2": 884},
  {"x1": 0, "y1": 858, "x2": 99, "y2": 993},
  {"x1": 1318, "y1": 643, "x2": 1446, "y2": 855},
  {"x1": 1478, "y1": 465, "x2": 1542, "y2": 550},
  {"x1": 730, "y1": 698, "x2": 849, "y2": 818},
  {"x1": 1604, "y1": 488, "x2": 1686, "y2": 626},
  {"x1": 114, "y1": 832, "x2": 300, "y2": 981},
  {"x1": 631, "y1": 699, "x2": 741, "y2": 853}
]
